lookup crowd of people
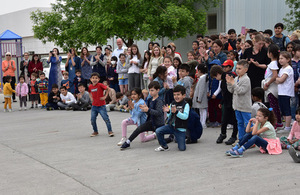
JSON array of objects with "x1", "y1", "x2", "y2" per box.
[{"x1": 2, "y1": 22, "x2": 300, "y2": 162}]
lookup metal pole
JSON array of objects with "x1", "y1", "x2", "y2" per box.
[
  {"x1": 16, "y1": 39, "x2": 20, "y2": 80},
  {"x1": 0, "y1": 40, "x2": 2, "y2": 89}
]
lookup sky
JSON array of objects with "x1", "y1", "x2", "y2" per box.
[{"x1": 0, "y1": 0, "x2": 55, "y2": 15}]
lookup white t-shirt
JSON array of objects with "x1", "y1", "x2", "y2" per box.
[
  {"x1": 60, "y1": 92, "x2": 77, "y2": 104},
  {"x1": 265, "y1": 61, "x2": 279, "y2": 79},
  {"x1": 278, "y1": 65, "x2": 294, "y2": 97},
  {"x1": 112, "y1": 48, "x2": 124, "y2": 61},
  {"x1": 143, "y1": 61, "x2": 149, "y2": 79},
  {"x1": 128, "y1": 55, "x2": 140, "y2": 74}
]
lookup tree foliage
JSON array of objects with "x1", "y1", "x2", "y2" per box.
[
  {"x1": 31, "y1": 0, "x2": 220, "y2": 50},
  {"x1": 283, "y1": 0, "x2": 300, "y2": 31}
]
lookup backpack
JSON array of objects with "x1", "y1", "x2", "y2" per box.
[{"x1": 187, "y1": 109, "x2": 203, "y2": 142}]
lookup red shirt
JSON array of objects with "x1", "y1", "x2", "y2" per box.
[
  {"x1": 88, "y1": 83, "x2": 107, "y2": 106},
  {"x1": 30, "y1": 80, "x2": 38, "y2": 94}
]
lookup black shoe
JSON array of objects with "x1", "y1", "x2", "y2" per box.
[
  {"x1": 216, "y1": 134, "x2": 227, "y2": 144},
  {"x1": 13, "y1": 100, "x2": 17, "y2": 102},
  {"x1": 31, "y1": 105, "x2": 34, "y2": 109},
  {"x1": 225, "y1": 137, "x2": 237, "y2": 145},
  {"x1": 186, "y1": 139, "x2": 197, "y2": 144},
  {"x1": 120, "y1": 142, "x2": 130, "y2": 150}
]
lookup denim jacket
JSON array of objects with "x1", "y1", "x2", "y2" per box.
[{"x1": 130, "y1": 98, "x2": 147, "y2": 126}]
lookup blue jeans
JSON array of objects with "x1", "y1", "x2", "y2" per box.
[
  {"x1": 156, "y1": 125, "x2": 186, "y2": 151},
  {"x1": 235, "y1": 110, "x2": 251, "y2": 140},
  {"x1": 239, "y1": 132, "x2": 268, "y2": 151},
  {"x1": 91, "y1": 105, "x2": 112, "y2": 133}
]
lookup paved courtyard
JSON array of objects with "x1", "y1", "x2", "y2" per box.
[{"x1": 0, "y1": 98, "x2": 299, "y2": 195}]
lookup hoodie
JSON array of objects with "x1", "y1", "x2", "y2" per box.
[{"x1": 174, "y1": 76, "x2": 193, "y2": 98}]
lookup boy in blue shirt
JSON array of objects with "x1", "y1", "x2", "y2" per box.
[
  {"x1": 155, "y1": 85, "x2": 190, "y2": 151},
  {"x1": 61, "y1": 71, "x2": 74, "y2": 93}
]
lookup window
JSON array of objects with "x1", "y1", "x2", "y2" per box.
[{"x1": 207, "y1": 14, "x2": 217, "y2": 30}]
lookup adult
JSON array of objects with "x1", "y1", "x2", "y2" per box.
[
  {"x1": 192, "y1": 41, "x2": 200, "y2": 60},
  {"x1": 112, "y1": 38, "x2": 124, "y2": 61},
  {"x1": 104, "y1": 46, "x2": 112, "y2": 74},
  {"x1": 148, "y1": 46, "x2": 164, "y2": 80},
  {"x1": 47, "y1": 48, "x2": 63, "y2": 93},
  {"x1": 242, "y1": 34, "x2": 270, "y2": 89},
  {"x1": 20, "y1": 52, "x2": 30, "y2": 83},
  {"x1": 166, "y1": 45, "x2": 182, "y2": 62},
  {"x1": 127, "y1": 44, "x2": 143, "y2": 90},
  {"x1": 2, "y1": 52, "x2": 16, "y2": 101},
  {"x1": 224, "y1": 29, "x2": 237, "y2": 51},
  {"x1": 167, "y1": 42, "x2": 182, "y2": 58},
  {"x1": 206, "y1": 39, "x2": 227, "y2": 65},
  {"x1": 28, "y1": 54, "x2": 43, "y2": 78},
  {"x1": 219, "y1": 33, "x2": 228, "y2": 46},
  {"x1": 91, "y1": 46, "x2": 106, "y2": 83},
  {"x1": 80, "y1": 47, "x2": 93, "y2": 88},
  {"x1": 271, "y1": 23, "x2": 290, "y2": 51},
  {"x1": 65, "y1": 48, "x2": 81, "y2": 82}
]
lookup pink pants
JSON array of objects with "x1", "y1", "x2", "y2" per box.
[{"x1": 121, "y1": 118, "x2": 156, "y2": 142}]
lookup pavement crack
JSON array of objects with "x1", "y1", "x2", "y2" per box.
[{"x1": 1, "y1": 142, "x2": 102, "y2": 195}]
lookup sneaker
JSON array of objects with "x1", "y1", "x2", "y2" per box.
[
  {"x1": 288, "y1": 147, "x2": 300, "y2": 163},
  {"x1": 216, "y1": 134, "x2": 227, "y2": 144},
  {"x1": 35, "y1": 105, "x2": 38, "y2": 108},
  {"x1": 24, "y1": 107, "x2": 27, "y2": 111},
  {"x1": 19, "y1": 107, "x2": 22, "y2": 111},
  {"x1": 154, "y1": 146, "x2": 169, "y2": 152},
  {"x1": 225, "y1": 137, "x2": 237, "y2": 145},
  {"x1": 117, "y1": 137, "x2": 127, "y2": 146},
  {"x1": 120, "y1": 142, "x2": 130, "y2": 150},
  {"x1": 3, "y1": 109, "x2": 7, "y2": 112},
  {"x1": 229, "y1": 149, "x2": 243, "y2": 158},
  {"x1": 275, "y1": 123, "x2": 283, "y2": 129},
  {"x1": 108, "y1": 131, "x2": 114, "y2": 137},
  {"x1": 47, "y1": 107, "x2": 53, "y2": 111},
  {"x1": 186, "y1": 138, "x2": 197, "y2": 144},
  {"x1": 225, "y1": 144, "x2": 240, "y2": 156},
  {"x1": 65, "y1": 107, "x2": 72, "y2": 110},
  {"x1": 31, "y1": 105, "x2": 34, "y2": 109},
  {"x1": 277, "y1": 127, "x2": 291, "y2": 134},
  {"x1": 90, "y1": 132, "x2": 99, "y2": 137},
  {"x1": 226, "y1": 124, "x2": 233, "y2": 129},
  {"x1": 8, "y1": 109, "x2": 12, "y2": 112}
]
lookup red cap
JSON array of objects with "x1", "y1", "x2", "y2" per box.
[{"x1": 222, "y1": 60, "x2": 234, "y2": 68}]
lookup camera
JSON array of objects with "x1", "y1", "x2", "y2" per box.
[{"x1": 50, "y1": 51, "x2": 53, "y2": 56}]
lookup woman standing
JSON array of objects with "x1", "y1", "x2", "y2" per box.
[
  {"x1": 28, "y1": 54, "x2": 43, "y2": 77},
  {"x1": 66, "y1": 48, "x2": 81, "y2": 82},
  {"x1": 47, "y1": 48, "x2": 63, "y2": 93},
  {"x1": 80, "y1": 47, "x2": 93, "y2": 88},
  {"x1": 20, "y1": 52, "x2": 30, "y2": 83},
  {"x1": 2, "y1": 52, "x2": 17, "y2": 102},
  {"x1": 148, "y1": 46, "x2": 164, "y2": 81}
]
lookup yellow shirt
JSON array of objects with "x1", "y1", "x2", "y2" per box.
[{"x1": 3, "y1": 82, "x2": 15, "y2": 98}]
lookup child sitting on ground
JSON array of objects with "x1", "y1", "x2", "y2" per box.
[
  {"x1": 103, "y1": 80, "x2": 117, "y2": 112},
  {"x1": 114, "y1": 92, "x2": 129, "y2": 112},
  {"x1": 280, "y1": 107, "x2": 300, "y2": 150},
  {"x1": 251, "y1": 87, "x2": 267, "y2": 118},
  {"x1": 46, "y1": 84, "x2": 60, "y2": 110},
  {"x1": 226, "y1": 107, "x2": 282, "y2": 157},
  {"x1": 70, "y1": 83, "x2": 92, "y2": 111},
  {"x1": 16, "y1": 75, "x2": 29, "y2": 111},
  {"x1": 57, "y1": 86, "x2": 76, "y2": 110},
  {"x1": 29, "y1": 73, "x2": 39, "y2": 109}
]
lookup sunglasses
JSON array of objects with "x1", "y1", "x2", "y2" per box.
[
  {"x1": 6, "y1": 55, "x2": 11, "y2": 56},
  {"x1": 208, "y1": 40, "x2": 212, "y2": 43}
]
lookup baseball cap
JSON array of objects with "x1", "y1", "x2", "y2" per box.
[
  {"x1": 209, "y1": 59, "x2": 221, "y2": 66},
  {"x1": 222, "y1": 60, "x2": 234, "y2": 67}
]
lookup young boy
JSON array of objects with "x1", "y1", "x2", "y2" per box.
[
  {"x1": 103, "y1": 80, "x2": 117, "y2": 112},
  {"x1": 226, "y1": 59, "x2": 252, "y2": 141},
  {"x1": 271, "y1": 23, "x2": 290, "y2": 51},
  {"x1": 114, "y1": 92, "x2": 129, "y2": 111},
  {"x1": 173, "y1": 63, "x2": 193, "y2": 98},
  {"x1": 61, "y1": 71, "x2": 74, "y2": 93},
  {"x1": 37, "y1": 72, "x2": 48, "y2": 109},
  {"x1": 58, "y1": 86, "x2": 76, "y2": 110},
  {"x1": 155, "y1": 85, "x2": 190, "y2": 151},
  {"x1": 120, "y1": 81, "x2": 164, "y2": 150},
  {"x1": 70, "y1": 84, "x2": 91, "y2": 111},
  {"x1": 29, "y1": 73, "x2": 39, "y2": 109},
  {"x1": 210, "y1": 60, "x2": 238, "y2": 145},
  {"x1": 88, "y1": 72, "x2": 114, "y2": 137},
  {"x1": 3, "y1": 76, "x2": 15, "y2": 112},
  {"x1": 251, "y1": 87, "x2": 267, "y2": 118},
  {"x1": 73, "y1": 69, "x2": 83, "y2": 94},
  {"x1": 46, "y1": 84, "x2": 61, "y2": 110}
]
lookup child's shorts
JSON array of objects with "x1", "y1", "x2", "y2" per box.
[
  {"x1": 29, "y1": 94, "x2": 39, "y2": 101},
  {"x1": 278, "y1": 95, "x2": 291, "y2": 116},
  {"x1": 119, "y1": 78, "x2": 128, "y2": 85}
]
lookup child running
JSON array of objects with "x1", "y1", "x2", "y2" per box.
[
  {"x1": 117, "y1": 88, "x2": 148, "y2": 146},
  {"x1": 226, "y1": 108, "x2": 282, "y2": 157}
]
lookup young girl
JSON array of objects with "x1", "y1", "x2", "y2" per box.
[
  {"x1": 3, "y1": 76, "x2": 16, "y2": 112},
  {"x1": 173, "y1": 57, "x2": 182, "y2": 81},
  {"x1": 227, "y1": 108, "x2": 282, "y2": 157},
  {"x1": 117, "y1": 88, "x2": 152, "y2": 146},
  {"x1": 280, "y1": 107, "x2": 300, "y2": 150},
  {"x1": 128, "y1": 44, "x2": 142, "y2": 90},
  {"x1": 107, "y1": 56, "x2": 119, "y2": 92},
  {"x1": 227, "y1": 50, "x2": 238, "y2": 73},
  {"x1": 276, "y1": 51, "x2": 294, "y2": 133},
  {"x1": 262, "y1": 44, "x2": 282, "y2": 128},
  {"x1": 163, "y1": 56, "x2": 176, "y2": 104},
  {"x1": 148, "y1": 46, "x2": 164, "y2": 80},
  {"x1": 16, "y1": 75, "x2": 29, "y2": 111},
  {"x1": 29, "y1": 73, "x2": 39, "y2": 108},
  {"x1": 153, "y1": 66, "x2": 167, "y2": 100},
  {"x1": 116, "y1": 53, "x2": 129, "y2": 94},
  {"x1": 192, "y1": 64, "x2": 208, "y2": 128},
  {"x1": 140, "y1": 50, "x2": 151, "y2": 90}
]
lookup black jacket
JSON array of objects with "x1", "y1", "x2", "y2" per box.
[
  {"x1": 167, "y1": 100, "x2": 188, "y2": 129},
  {"x1": 220, "y1": 71, "x2": 236, "y2": 108}
]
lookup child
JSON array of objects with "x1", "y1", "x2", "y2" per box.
[
  {"x1": 127, "y1": 44, "x2": 142, "y2": 90},
  {"x1": 120, "y1": 81, "x2": 164, "y2": 150},
  {"x1": 226, "y1": 59, "x2": 252, "y2": 141},
  {"x1": 117, "y1": 88, "x2": 148, "y2": 146},
  {"x1": 164, "y1": 56, "x2": 177, "y2": 104},
  {"x1": 116, "y1": 53, "x2": 129, "y2": 94},
  {"x1": 70, "y1": 84, "x2": 91, "y2": 111},
  {"x1": 288, "y1": 147, "x2": 300, "y2": 163},
  {"x1": 251, "y1": 87, "x2": 267, "y2": 118},
  {"x1": 227, "y1": 50, "x2": 238, "y2": 72},
  {"x1": 102, "y1": 80, "x2": 117, "y2": 112},
  {"x1": 280, "y1": 107, "x2": 300, "y2": 150},
  {"x1": 61, "y1": 71, "x2": 74, "y2": 93},
  {"x1": 46, "y1": 84, "x2": 60, "y2": 110},
  {"x1": 58, "y1": 86, "x2": 76, "y2": 110},
  {"x1": 276, "y1": 51, "x2": 294, "y2": 133},
  {"x1": 173, "y1": 63, "x2": 193, "y2": 98},
  {"x1": 140, "y1": 50, "x2": 151, "y2": 90},
  {"x1": 88, "y1": 72, "x2": 114, "y2": 137},
  {"x1": 155, "y1": 85, "x2": 190, "y2": 151},
  {"x1": 73, "y1": 69, "x2": 83, "y2": 94},
  {"x1": 192, "y1": 64, "x2": 208, "y2": 129},
  {"x1": 29, "y1": 73, "x2": 39, "y2": 109},
  {"x1": 107, "y1": 56, "x2": 119, "y2": 92},
  {"x1": 16, "y1": 75, "x2": 29, "y2": 111},
  {"x1": 291, "y1": 44, "x2": 300, "y2": 119},
  {"x1": 142, "y1": 89, "x2": 149, "y2": 104},
  {"x1": 262, "y1": 44, "x2": 282, "y2": 128},
  {"x1": 226, "y1": 108, "x2": 282, "y2": 157},
  {"x1": 153, "y1": 66, "x2": 167, "y2": 100},
  {"x1": 37, "y1": 72, "x2": 48, "y2": 109},
  {"x1": 210, "y1": 61, "x2": 238, "y2": 145},
  {"x1": 114, "y1": 92, "x2": 129, "y2": 111},
  {"x1": 3, "y1": 76, "x2": 15, "y2": 112}
]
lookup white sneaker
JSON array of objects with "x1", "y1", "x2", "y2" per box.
[
  {"x1": 277, "y1": 127, "x2": 291, "y2": 134},
  {"x1": 117, "y1": 137, "x2": 127, "y2": 146},
  {"x1": 19, "y1": 107, "x2": 22, "y2": 111},
  {"x1": 8, "y1": 109, "x2": 12, "y2": 112},
  {"x1": 3, "y1": 109, "x2": 7, "y2": 112},
  {"x1": 24, "y1": 107, "x2": 27, "y2": 111},
  {"x1": 154, "y1": 146, "x2": 169, "y2": 152},
  {"x1": 227, "y1": 124, "x2": 233, "y2": 129}
]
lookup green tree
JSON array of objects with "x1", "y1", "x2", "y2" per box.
[
  {"x1": 283, "y1": 0, "x2": 300, "y2": 31},
  {"x1": 31, "y1": 0, "x2": 220, "y2": 50}
]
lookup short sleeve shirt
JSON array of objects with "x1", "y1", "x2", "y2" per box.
[
  {"x1": 258, "y1": 121, "x2": 276, "y2": 139},
  {"x1": 278, "y1": 66, "x2": 294, "y2": 97},
  {"x1": 265, "y1": 61, "x2": 279, "y2": 79},
  {"x1": 88, "y1": 83, "x2": 107, "y2": 106}
]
